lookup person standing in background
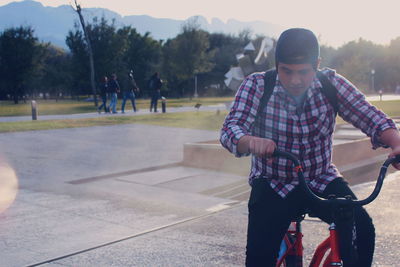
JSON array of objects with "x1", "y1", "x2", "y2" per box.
[
  {"x1": 108, "y1": 73, "x2": 120, "y2": 114},
  {"x1": 121, "y1": 70, "x2": 140, "y2": 113},
  {"x1": 97, "y1": 76, "x2": 108, "y2": 113},
  {"x1": 148, "y1": 72, "x2": 162, "y2": 112}
]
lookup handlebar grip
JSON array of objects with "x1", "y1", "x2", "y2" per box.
[
  {"x1": 272, "y1": 150, "x2": 299, "y2": 163},
  {"x1": 272, "y1": 150, "x2": 278, "y2": 158},
  {"x1": 382, "y1": 154, "x2": 400, "y2": 168}
]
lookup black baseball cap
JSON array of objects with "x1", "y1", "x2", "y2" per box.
[{"x1": 275, "y1": 28, "x2": 320, "y2": 68}]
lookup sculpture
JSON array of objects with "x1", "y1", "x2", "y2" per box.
[{"x1": 224, "y1": 37, "x2": 274, "y2": 91}]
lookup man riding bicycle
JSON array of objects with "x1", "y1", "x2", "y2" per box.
[{"x1": 220, "y1": 28, "x2": 400, "y2": 267}]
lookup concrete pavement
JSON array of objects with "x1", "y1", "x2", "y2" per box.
[
  {"x1": 2, "y1": 160, "x2": 400, "y2": 266},
  {"x1": 0, "y1": 123, "x2": 236, "y2": 266},
  {"x1": 35, "y1": 174, "x2": 400, "y2": 267}
]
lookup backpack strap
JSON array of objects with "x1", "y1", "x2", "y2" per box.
[
  {"x1": 316, "y1": 71, "x2": 338, "y2": 115},
  {"x1": 257, "y1": 69, "x2": 338, "y2": 116},
  {"x1": 257, "y1": 69, "x2": 277, "y2": 116}
]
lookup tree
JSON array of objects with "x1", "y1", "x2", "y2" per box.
[
  {"x1": 66, "y1": 26, "x2": 90, "y2": 98},
  {"x1": 0, "y1": 26, "x2": 40, "y2": 103},
  {"x1": 330, "y1": 38, "x2": 383, "y2": 91},
  {"x1": 378, "y1": 37, "x2": 400, "y2": 92},
  {"x1": 37, "y1": 45, "x2": 72, "y2": 100},
  {"x1": 162, "y1": 18, "x2": 214, "y2": 97},
  {"x1": 320, "y1": 45, "x2": 337, "y2": 68},
  {"x1": 72, "y1": 0, "x2": 97, "y2": 106},
  {"x1": 89, "y1": 18, "x2": 128, "y2": 80},
  {"x1": 122, "y1": 28, "x2": 162, "y2": 97},
  {"x1": 66, "y1": 17, "x2": 127, "y2": 97}
]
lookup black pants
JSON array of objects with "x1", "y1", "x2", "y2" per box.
[
  {"x1": 98, "y1": 95, "x2": 107, "y2": 112},
  {"x1": 150, "y1": 94, "x2": 159, "y2": 112},
  {"x1": 246, "y1": 178, "x2": 375, "y2": 267}
]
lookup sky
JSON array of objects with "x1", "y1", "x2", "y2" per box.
[{"x1": 1, "y1": 0, "x2": 400, "y2": 47}]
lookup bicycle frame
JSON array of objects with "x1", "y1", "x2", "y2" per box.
[
  {"x1": 308, "y1": 222, "x2": 341, "y2": 267},
  {"x1": 273, "y1": 150, "x2": 400, "y2": 267},
  {"x1": 276, "y1": 221, "x2": 303, "y2": 267},
  {"x1": 276, "y1": 220, "x2": 341, "y2": 267}
]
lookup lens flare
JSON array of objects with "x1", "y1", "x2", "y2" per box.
[{"x1": 0, "y1": 162, "x2": 18, "y2": 214}]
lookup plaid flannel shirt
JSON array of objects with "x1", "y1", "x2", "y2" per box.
[{"x1": 220, "y1": 68, "x2": 397, "y2": 198}]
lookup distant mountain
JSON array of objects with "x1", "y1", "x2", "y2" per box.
[{"x1": 0, "y1": 0, "x2": 285, "y2": 49}]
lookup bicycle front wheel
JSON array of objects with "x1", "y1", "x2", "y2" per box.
[{"x1": 283, "y1": 256, "x2": 296, "y2": 267}]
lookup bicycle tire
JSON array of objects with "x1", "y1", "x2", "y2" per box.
[{"x1": 282, "y1": 255, "x2": 297, "y2": 267}]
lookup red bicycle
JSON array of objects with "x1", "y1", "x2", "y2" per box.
[{"x1": 272, "y1": 150, "x2": 400, "y2": 267}]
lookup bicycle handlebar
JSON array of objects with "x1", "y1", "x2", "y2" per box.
[{"x1": 272, "y1": 150, "x2": 400, "y2": 206}]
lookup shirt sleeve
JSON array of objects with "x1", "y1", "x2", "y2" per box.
[
  {"x1": 326, "y1": 70, "x2": 398, "y2": 149},
  {"x1": 220, "y1": 73, "x2": 264, "y2": 157}
]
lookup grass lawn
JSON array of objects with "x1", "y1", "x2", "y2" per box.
[
  {"x1": 0, "y1": 97, "x2": 234, "y2": 116},
  {"x1": 370, "y1": 100, "x2": 400, "y2": 117},
  {"x1": 0, "y1": 111, "x2": 229, "y2": 133},
  {"x1": 335, "y1": 99, "x2": 400, "y2": 124}
]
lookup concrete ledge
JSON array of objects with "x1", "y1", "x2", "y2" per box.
[
  {"x1": 182, "y1": 138, "x2": 391, "y2": 184},
  {"x1": 183, "y1": 141, "x2": 250, "y2": 176}
]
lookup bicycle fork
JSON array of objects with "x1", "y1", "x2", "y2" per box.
[
  {"x1": 309, "y1": 222, "x2": 342, "y2": 266},
  {"x1": 276, "y1": 222, "x2": 304, "y2": 267}
]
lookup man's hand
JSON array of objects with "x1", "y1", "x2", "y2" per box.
[
  {"x1": 238, "y1": 135, "x2": 276, "y2": 158},
  {"x1": 388, "y1": 146, "x2": 400, "y2": 170},
  {"x1": 248, "y1": 136, "x2": 276, "y2": 157},
  {"x1": 381, "y1": 128, "x2": 400, "y2": 170}
]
